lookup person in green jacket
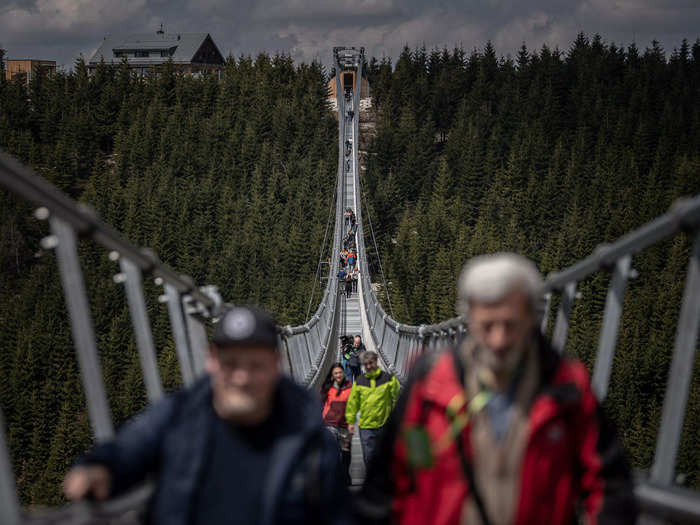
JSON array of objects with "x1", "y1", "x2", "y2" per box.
[{"x1": 345, "y1": 351, "x2": 400, "y2": 466}]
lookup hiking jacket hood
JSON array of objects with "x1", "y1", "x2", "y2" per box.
[
  {"x1": 79, "y1": 376, "x2": 351, "y2": 525},
  {"x1": 356, "y1": 337, "x2": 637, "y2": 525},
  {"x1": 346, "y1": 368, "x2": 400, "y2": 429}
]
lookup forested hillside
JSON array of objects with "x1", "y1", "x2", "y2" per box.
[
  {"x1": 362, "y1": 34, "x2": 700, "y2": 486},
  {"x1": 0, "y1": 55, "x2": 337, "y2": 503}
]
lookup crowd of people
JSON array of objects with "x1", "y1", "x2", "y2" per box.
[
  {"x1": 62, "y1": 253, "x2": 638, "y2": 525},
  {"x1": 338, "y1": 207, "x2": 359, "y2": 297},
  {"x1": 321, "y1": 334, "x2": 399, "y2": 485}
]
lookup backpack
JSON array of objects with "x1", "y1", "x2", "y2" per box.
[{"x1": 347, "y1": 352, "x2": 360, "y2": 369}]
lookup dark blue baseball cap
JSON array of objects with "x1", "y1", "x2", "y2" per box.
[{"x1": 212, "y1": 306, "x2": 278, "y2": 350}]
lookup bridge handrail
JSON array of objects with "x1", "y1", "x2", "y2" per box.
[
  {"x1": 349, "y1": 55, "x2": 700, "y2": 520},
  {"x1": 277, "y1": 71, "x2": 347, "y2": 389},
  {"x1": 0, "y1": 152, "x2": 218, "y2": 310},
  {"x1": 544, "y1": 196, "x2": 700, "y2": 291},
  {"x1": 0, "y1": 75, "x2": 348, "y2": 518}
]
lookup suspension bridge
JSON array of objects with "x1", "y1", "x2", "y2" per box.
[{"x1": 1, "y1": 46, "x2": 699, "y2": 524}]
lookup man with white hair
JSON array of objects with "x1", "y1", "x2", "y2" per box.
[{"x1": 356, "y1": 253, "x2": 636, "y2": 525}]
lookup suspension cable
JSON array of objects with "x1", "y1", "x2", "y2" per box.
[
  {"x1": 306, "y1": 179, "x2": 337, "y2": 320},
  {"x1": 362, "y1": 190, "x2": 395, "y2": 318}
]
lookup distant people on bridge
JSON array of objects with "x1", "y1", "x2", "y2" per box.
[
  {"x1": 343, "y1": 335, "x2": 365, "y2": 383},
  {"x1": 63, "y1": 306, "x2": 351, "y2": 525},
  {"x1": 356, "y1": 253, "x2": 637, "y2": 525},
  {"x1": 340, "y1": 250, "x2": 348, "y2": 268},
  {"x1": 346, "y1": 350, "x2": 400, "y2": 467},
  {"x1": 340, "y1": 335, "x2": 353, "y2": 378},
  {"x1": 347, "y1": 250, "x2": 357, "y2": 273},
  {"x1": 344, "y1": 272, "x2": 353, "y2": 297},
  {"x1": 344, "y1": 230, "x2": 356, "y2": 251},
  {"x1": 321, "y1": 363, "x2": 354, "y2": 485},
  {"x1": 344, "y1": 207, "x2": 355, "y2": 229}
]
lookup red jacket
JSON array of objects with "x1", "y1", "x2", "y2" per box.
[
  {"x1": 356, "y1": 337, "x2": 636, "y2": 525},
  {"x1": 322, "y1": 380, "x2": 353, "y2": 428}
]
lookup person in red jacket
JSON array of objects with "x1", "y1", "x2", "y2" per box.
[
  {"x1": 322, "y1": 363, "x2": 354, "y2": 485},
  {"x1": 356, "y1": 253, "x2": 637, "y2": 525}
]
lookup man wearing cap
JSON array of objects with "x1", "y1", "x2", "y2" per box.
[{"x1": 63, "y1": 306, "x2": 351, "y2": 525}]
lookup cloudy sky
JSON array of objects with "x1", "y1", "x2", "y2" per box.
[{"x1": 1, "y1": 0, "x2": 699, "y2": 70}]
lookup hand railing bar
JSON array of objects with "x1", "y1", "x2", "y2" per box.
[
  {"x1": 163, "y1": 283, "x2": 195, "y2": 386},
  {"x1": 393, "y1": 326, "x2": 401, "y2": 364},
  {"x1": 551, "y1": 281, "x2": 577, "y2": 354},
  {"x1": 545, "y1": 196, "x2": 700, "y2": 292},
  {"x1": 293, "y1": 63, "x2": 346, "y2": 386},
  {"x1": 119, "y1": 258, "x2": 164, "y2": 402},
  {"x1": 636, "y1": 481, "x2": 700, "y2": 524},
  {"x1": 303, "y1": 332, "x2": 314, "y2": 376},
  {"x1": 363, "y1": 195, "x2": 700, "y2": 338},
  {"x1": 0, "y1": 151, "x2": 216, "y2": 310},
  {"x1": 292, "y1": 336, "x2": 309, "y2": 381},
  {"x1": 0, "y1": 409, "x2": 20, "y2": 525},
  {"x1": 278, "y1": 335, "x2": 292, "y2": 376},
  {"x1": 385, "y1": 315, "x2": 399, "y2": 330},
  {"x1": 50, "y1": 217, "x2": 114, "y2": 441},
  {"x1": 650, "y1": 229, "x2": 700, "y2": 486},
  {"x1": 592, "y1": 256, "x2": 632, "y2": 401},
  {"x1": 183, "y1": 306, "x2": 208, "y2": 378}
]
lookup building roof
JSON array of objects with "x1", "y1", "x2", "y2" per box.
[{"x1": 89, "y1": 32, "x2": 224, "y2": 66}]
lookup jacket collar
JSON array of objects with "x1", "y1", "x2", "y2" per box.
[
  {"x1": 365, "y1": 368, "x2": 382, "y2": 380},
  {"x1": 174, "y1": 376, "x2": 325, "y2": 525},
  {"x1": 420, "y1": 333, "x2": 581, "y2": 419}
]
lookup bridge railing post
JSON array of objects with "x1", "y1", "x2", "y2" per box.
[
  {"x1": 119, "y1": 257, "x2": 163, "y2": 402},
  {"x1": 278, "y1": 333, "x2": 292, "y2": 376},
  {"x1": 183, "y1": 297, "x2": 208, "y2": 378},
  {"x1": 551, "y1": 281, "x2": 577, "y2": 354},
  {"x1": 50, "y1": 216, "x2": 114, "y2": 441},
  {"x1": 163, "y1": 283, "x2": 195, "y2": 386},
  {"x1": 0, "y1": 408, "x2": 20, "y2": 525},
  {"x1": 592, "y1": 255, "x2": 632, "y2": 401},
  {"x1": 649, "y1": 229, "x2": 700, "y2": 487}
]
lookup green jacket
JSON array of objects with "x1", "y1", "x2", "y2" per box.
[{"x1": 345, "y1": 368, "x2": 400, "y2": 429}]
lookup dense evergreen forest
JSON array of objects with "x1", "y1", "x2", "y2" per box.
[
  {"x1": 0, "y1": 54, "x2": 337, "y2": 503},
  {"x1": 361, "y1": 35, "x2": 700, "y2": 486},
  {"x1": 1, "y1": 31, "x2": 699, "y2": 505}
]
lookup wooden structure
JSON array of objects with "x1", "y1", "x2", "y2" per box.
[
  {"x1": 327, "y1": 72, "x2": 370, "y2": 99},
  {"x1": 5, "y1": 60, "x2": 56, "y2": 83}
]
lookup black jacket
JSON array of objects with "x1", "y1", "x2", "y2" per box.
[{"x1": 79, "y1": 376, "x2": 351, "y2": 525}]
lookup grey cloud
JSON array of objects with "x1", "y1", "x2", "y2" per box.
[{"x1": 0, "y1": 0, "x2": 698, "y2": 73}]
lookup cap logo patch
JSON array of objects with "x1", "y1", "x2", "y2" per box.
[{"x1": 223, "y1": 308, "x2": 256, "y2": 340}]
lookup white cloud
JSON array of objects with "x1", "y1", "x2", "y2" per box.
[
  {"x1": 1, "y1": 0, "x2": 698, "y2": 69},
  {"x1": 1, "y1": 0, "x2": 148, "y2": 41}
]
